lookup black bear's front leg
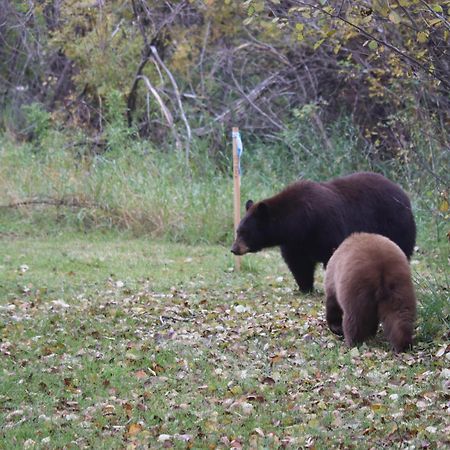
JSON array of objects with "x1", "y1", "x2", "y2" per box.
[{"x1": 281, "y1": 246, "x2": 316, "y2": 293}]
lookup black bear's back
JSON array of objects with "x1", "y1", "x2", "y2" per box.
[{"x1": 326, "y1": 172, "x2": 416, "y2": 259}]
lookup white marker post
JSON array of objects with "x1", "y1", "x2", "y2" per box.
[{"x1": 232, "y1": 127, "x2": 241, "y2": 271}]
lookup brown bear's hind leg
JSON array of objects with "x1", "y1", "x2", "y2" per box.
[
  {"x1": 342, "y1": 302, "x2": 379, "y2": 347},
  {"x1": 326, "y1": 293, "x2": 343, "y2": 336}
]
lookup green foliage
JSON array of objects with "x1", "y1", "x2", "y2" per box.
[
  {"x1": 21, "y1": 102, "x2": 52, "y2": 145},
  {"x1": 49, "y1": 1, "x2": 141, "y2": 97},
  {"x1": 415, "y1": 273, "x2": 450, "y2": 342},
  {"x1": 244, "y1": 0, "x2": 449, "y2": 153},
  {"x1": 103, "y1": 90, "x2": 134, "y2": 153}
]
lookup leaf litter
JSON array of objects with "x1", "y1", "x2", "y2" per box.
[{"x1": 0, "y1": 242, "x2": 449, "y2": 449}]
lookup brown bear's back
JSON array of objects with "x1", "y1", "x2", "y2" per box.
[{"x1": 325, "y1": 233, "x2": 415, "y2": 313}]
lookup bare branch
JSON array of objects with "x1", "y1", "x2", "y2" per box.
[
  {"x1": 230, "y1": 68, "x2": 284, "y2": 131},
  {"x1": 137, "y1": 74, "x2": 180, "y2": 150},
  {"x1": 418, "y1": 0, "x2": 450, "y2": 31},
  {"x1": 193, "y1": 71, "x2": 282, "y2": 136},
  {"x1": 150, "y1": 45, "x2": 191, "y2": 162}
]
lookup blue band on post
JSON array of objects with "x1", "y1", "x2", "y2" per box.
[{"x1": 232, "y1": 130, "x2": 243, "y2": 175}]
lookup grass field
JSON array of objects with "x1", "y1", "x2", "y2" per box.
[{"x1": 0, "y1": 228, "x2": 448, "y2": 449}]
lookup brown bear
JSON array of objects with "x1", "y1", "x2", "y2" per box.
[
  {"x1": 231, "y1": 172, "x2": 416, "y2": 292},
  {"x1": 324, "y1": 232, "x2": 416, "y2": 353}
]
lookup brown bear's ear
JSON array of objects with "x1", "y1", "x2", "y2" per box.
[{"x1": 245, "y1": 200, "x2": 254, "y2": 211}]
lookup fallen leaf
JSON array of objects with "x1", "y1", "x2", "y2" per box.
[
  {"x1": 252, "y1": 427, "x2": 265, "y2": 437},
  {"x1": 230, "y1": 439, "x2": 243, "y2": 449},
  {"x1": 123, "y1": 403, "x2": 133, "y2": 418},
  {"x1": 240, "y1": 402, "x2": 254, "y2": 415},
  {"x1": 436, "y1": 344, "x2": 449, "y2": 358},
  {"x1": 102, "y1": 404, "x2": 115, "y2": 415},
  {"x1": 157, "y1": 434, "x2": 172, "y2": 442},
  {"x1": 134, "y1": 370, "x2": 147, "y2": 379},
  {"x1": 127, "y1": 423, "x2": 143, "y2": 437}
]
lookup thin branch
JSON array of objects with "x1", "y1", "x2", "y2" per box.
[
  {"x1": 150, "y1": 45, "x2": 191, "y2": 163},
  {"x1": 230, "y1": 68, "x2": 283, "y2": 131},
  {"x1": 137, "y1": 75, "x2": 173, "y2": 126},
  {"x1": 137, "y1": 74, "x2": 181, "y2": 149},
  {"x1": 418, "y1": 0, "x2": 450, "y2": 30},
  {"x1": 1, "y1": 197, "x2": 92, "y2": 209},
  {"x1": 127, "y1": 55, "x2": 151, "y2": 126},
  {"x1": 199, "y1": 19, "x2": 211, "y2": 96},
  {"x1": 193, "y1": 71, "x2": 282, "y2": 136}
]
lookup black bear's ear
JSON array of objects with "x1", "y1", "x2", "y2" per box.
[{"x1": 245, "y1": 200, "x2": 254, "y2": 211}]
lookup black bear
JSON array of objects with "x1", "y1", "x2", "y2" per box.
[
  {"x1": 231, "y1": 172, "x2": 416, "y2": 292},
  {"x1": 324, "y1": 232, "x2": 416, "y2": 353}
]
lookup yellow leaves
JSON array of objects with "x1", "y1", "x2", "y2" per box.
[
  {"x1": 253, "y1": 1, "x2": 265, "y2": 13},
  {"x1": 417, "y1": 31, "x2": 429, "y2": 43},
  {"x1": 247, "y1": 1, "x2": 264, "y2": 16},
  {"x1": 438, "y1": 199, "x2": 449, "y2": 212},
  {"x1": 229, "y1": 384, "x2": 243, "y2": 395},
  {"x1": 313, "y1": 38, "x2": 325, "y2": 50},
  {"x1": 127, "y1": 423, "x2": 143, "y2": 437},
  {"x1": 389, "y1": 11, "x2": 401, "y2": 24},
  {"x1": 370, "y1": 402, "x2": 385, "y2": 412},
  {"x1": 171, "y1": 39, "x2": 200, "y2": 76},
  {"x1": 374, "y1": 2, "x2": 391, "y2": 18},
  {"x1": 429, "y1": 18, "x2": 443, "y2": 27},
  {"x1": 438, "y1": 191, "x2": 449, "y2": 212},
  {"x1": 295, "y1": 23, "x2": 305, "y2": 41}
]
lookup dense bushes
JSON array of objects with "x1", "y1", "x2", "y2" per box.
[{"x1": 1, "y1": 1, "x2": 448, "y2": 158}]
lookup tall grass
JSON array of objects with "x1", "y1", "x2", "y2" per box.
[
  {"x1": 1, "y1": 138, "x2": 231, "y2": 244},
  {"x1": 1, "y1": 113, "x2": 448, "y2": 245}
]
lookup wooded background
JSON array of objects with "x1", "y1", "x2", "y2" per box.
[{"x1": 1, "y1": 0, "x2": 449, "y2": 173}]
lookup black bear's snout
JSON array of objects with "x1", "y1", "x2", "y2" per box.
[
  {"x1": 230, "y1": 243, "x2": 240, "y2": 255},
  {"x1": 231, "y1": 240, "x2": 248, "y2": 255}
]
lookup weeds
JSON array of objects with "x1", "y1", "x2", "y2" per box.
[{"x1": 2, "y1": 116, "x2": 447, "y2": 245}]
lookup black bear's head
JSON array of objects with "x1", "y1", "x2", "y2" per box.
[{"x1": 231, "y1": 199, "x2": 270, "y2": 255}]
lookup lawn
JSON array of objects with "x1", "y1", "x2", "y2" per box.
[{"x1": 0, "y1": 231, "x2": 449, "y2": 449}]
